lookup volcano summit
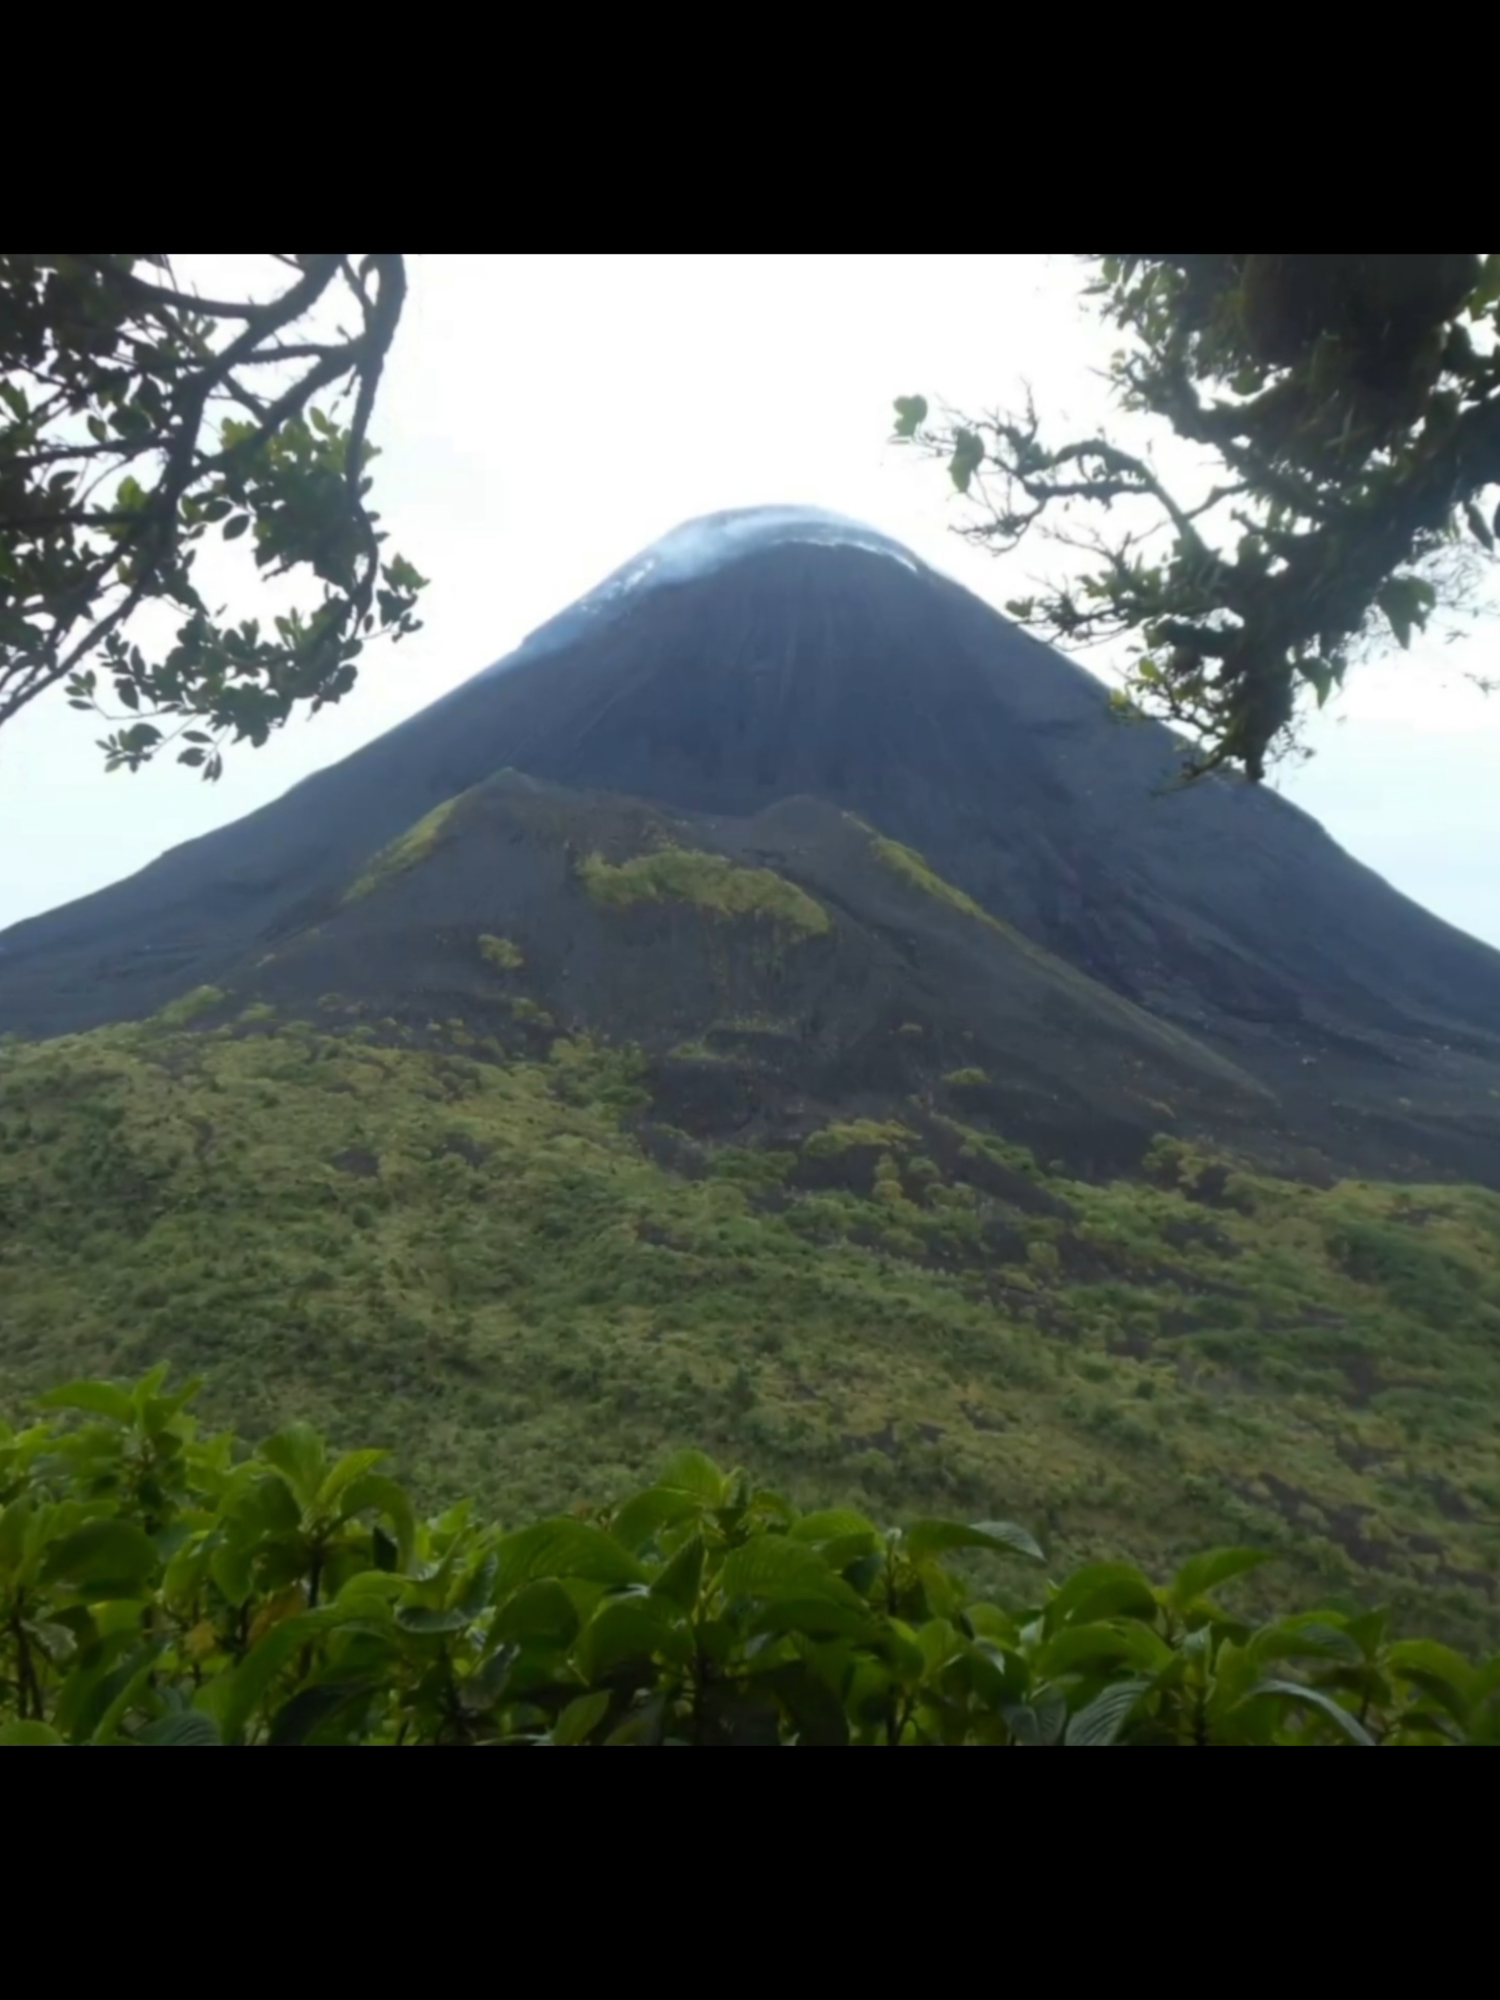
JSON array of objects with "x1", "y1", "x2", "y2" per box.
[{"x1": 3, "y1": 504, "x2": 1499, "y2": 1185}]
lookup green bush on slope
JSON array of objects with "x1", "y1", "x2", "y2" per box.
[{"x1": 3, "y1": 1369, "x2": 1496, "y2": 1746}]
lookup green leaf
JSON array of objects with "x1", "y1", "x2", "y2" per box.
[
  {"x1": 949, "y1": 428, "x2": 985, "y2": 493},
  {"x1": 1039, "y1": 1619, "x2": 1174, "y2": 1679},
  {"x1": 0, "y1": 1498, "x2": 33, "y2": 1574},
  {"x1": 136, "y1": 1710, "x2": 222, "y2": 1746},
  {"x1": 1464, "y1": 498, "x2": 1495, "y2": 552},
  {"x1": 720, "y1": 1535, "x2": 867, "y2": 1612},
  {"x1": 1003, "y1": 1685, "x2": 1067, "y2": 1745},
  {"x1": 610, "y1": 1484, "x2": 707, "y2": 1553},
  {"x1": 260, "y1": 1424, "x2": 326, "y2": 1508},
  {"x1": 266, "y1": 1682, "x2": 371, "y2": 1746},
  {"x1": 904, "y1": 1518, "x2": 1045, "y2": 1565},
  {"x1": 550, "y1": 1690, "x2": 610, "y2": 1745},
  {"x1": 649, "y1": 1534, "x2": 705, "y2": 1613},
  {"x1": 1045, "y1": 1562, "x2": 1158, "y2": 1631},
  {"x1": 791, "y1": 1508, "x2": 880, "y2": 1547},
  {"x1": 575, "y1": 1596, "x2": 689, "y2": 1680},
  {"x1": 1065, "y1": 1677, "x2": 1150, "y2": 1746},
  {"x1": 655, "y1": 1448, "x2": 726, "y2": 1503},
  {"x1": 1250, "y1": 1615, "x2": 1361, "y2": 1668},
  {"x1": 1375, "y1": 575, "x2": 1435, "y2": 651},
  {"x1": 751, "y1": 1661, "x2": 850, "y2": 1745},
  {"x1": 340, "y1": 1473, "x2": 416, "y2": 1570},
  {"x1": 490, "y1": 1578, "x2": 582, "y2": 1648},
  {"x1": 892, "y1": 394, "x2": 929, "y2": 438},
  {"x1": 210, "y1": 1541, "x2": 254, "y2": 1606},
  {"x1": 1385, "y1": 1639, "x2": 1476, "y2": 1720},
  {"x1": 394, "y1": 1603, "x2": 470, "y2": 1635},
  {"x1": 0, "y1": 1720, "x2": 64, "y2": 1746},
  {"x1": 88, "y1": 1642, "x2": 166, "y2": 1744},
  {"x1": 42, "y1": 1519, "x2": 158, "y2": 1598},
  {"x1": 315, "y1": 1448, "x2": 389, "y2": 1515},
  {"x1": 492, "y1": 1519, "x2": 645, "y2": 1600},
  {"x1": 222, "y1": 514, "x2": 251, "y2": 540},
  {"x1": 1249, "y1": 1678, "x2": 1374, "y2": 1745},
  {"x1": 35, "y1": 1379, "x2": 134, "y2": 1424},
  {"x1": 1168, "y1": 1547, "x2": 1271, "y2": 1611},
  {"x1": 219, "y1": 1606, "x2": 356, "y2": 1741}
]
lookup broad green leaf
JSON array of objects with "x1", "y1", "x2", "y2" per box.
[
  {"x1": 720, "y1": 1535, "x2": 866, "y2": 1611},
  {"x1": 0, "y1": 1720, "x2": 64, "y2": 1745},
  {"x1": 655, "y1": 1449, "x2": 726, "y2": 1503},
  {"x1": 610, "y1": 1484, "x2": 706, "y2": 1553},
  {"x1": 260, "y1": 1424, "x2": 326, "y2": 1509},
  {"x1": 1065, "y1": 1677, "x2": 1151, "y2": 1746},
  {"x1": 1168, "y1": 1547, "x2": 1271, "y2": 1611},
  {"x1": 490, "y1": 1578, "x2": 581, "y2": 1648},
  {"x1": 649, "y1": 1534, "x2": 705, "y2": 1613},
  {"x1": 315, "y1": 1448, "x2": 389, "y2": 1515},
  {"x1": 550, "y1": 1690, "x2": 611, "y2": 1745},
  {"x1": 136, "y1": 1710, "x2": 222, "y2": 1746},
  {"x1": 791, "y1": 1508, "x2": 880, "y2": 1547},
  {"x1": 1250, "y1": 1678, "x2": 1374, "y2": 1746},
  {"x1": 1003, "y1": 1685, "x2": 1067, "y2": 1746},
  {"x1": 751, "y1": 1594, "x2": 878, "y2": 1642},
  {"x1": 42, "y1": 1518, "x2": 158, "y2": 1598},
  {"x1": 209, "y1": 1541, "x2": 254, "y2": 1606},
  {"x1": 905, "y1": 1518, "x2": 1044, "y2": 1566},
  {"x1": 340, "y1": 1473, "x2": 416, "y2": 1569},
  {"x1": 1385, "y1": 1638, "x2": 1475, "y2": 1707},
  {"x1": 1039, "y1": 1619, "x2": 1174, "y2": 1679},
  {"x1": 219, "y1": 1606, "x2": 357, "y2": 1741},
  {"x1": 575, "y1": 1596, "x2": 690, "y2": 1680},
  {"x1": 492, "y1": 1520, "x2": 645, "y2": 1599},
  {"x1": 35, "y1": 1380, "x2": 135, "y2": 1424},
  {"x1": 751, "y1": 1661, "x2": 850, "y2": 1746},
  {"x1": 89, "y1": 1642, "x2": 167, "y2": 1744},
  {"x1": 0, "y1": 1497, "x2": 33, "y2": 1574},
  {"x1": 1250, "y1": 1615, "x2": 1361, "y2": 1667},
  {"x1": 1045, "y1": 1562, "x2": 1158, "y2": 1631},
  {"x1": 266, "y1": 1682, "x2": 372, "y2": 1746}
]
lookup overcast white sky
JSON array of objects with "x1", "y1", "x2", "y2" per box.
[{"x1": 2, "y1": 253, "x2": 1496, "y2": 946}]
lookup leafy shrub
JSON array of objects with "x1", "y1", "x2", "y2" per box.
[{"x1": 3, "y1": 1369, "x2": 1496, "y2": 1747}]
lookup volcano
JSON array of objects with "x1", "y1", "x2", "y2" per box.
[{"x1": 4, "y1": 503, "x2": 1499, "y2": 1185}]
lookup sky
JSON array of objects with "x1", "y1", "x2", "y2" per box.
[{"x1": 2, "y1": 253, "x2": 1497, "y2": 947}]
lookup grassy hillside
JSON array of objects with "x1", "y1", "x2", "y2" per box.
[{"x1": 3, "y1": 1007, "x2": 1499, "y2": 1648}]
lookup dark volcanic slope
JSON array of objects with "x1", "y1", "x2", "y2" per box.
[{"x1": 3, "y1": 506, "x2": 1499, "y2": 1180}]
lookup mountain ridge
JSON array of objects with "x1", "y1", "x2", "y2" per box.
[{"x1": 3, "y1": 505, "x2": 1499, "y2": 1187}]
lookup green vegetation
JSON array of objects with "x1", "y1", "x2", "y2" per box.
[
  {"x1": 5, "y1": 1368, "x2": 1498, "y2": 1745},
  {"x1": 870, "y1": 835, "x2": 1014, "y2": 936},
  {"x1": 1, "y1": 255, "x2": 424, "y2": 775},
  {"x1": 897, "y1": 253, "x2": 1500, "y2": 781},
  {"x1": 478, "y1": 935, "x2": 525, "y2": 971},
  {"x1": 3, "y1": 1018, "x2": 1500, "y2": 1650},
  {"x1": 944, "y1": 1068, "x2": 991, "y2": 1088},
  {"x1": 152, "y1": 986, "x2": 226, "y2": 1028},
  {"x1": 344, "y1": 795, "x2": 464, "y2": 903},
  {"x1": 803, "y1": 1119, "x2": 917, "y2": 1157},
  {"x1": 579, "y1": 847, "x2": 829, "y2": 939}
]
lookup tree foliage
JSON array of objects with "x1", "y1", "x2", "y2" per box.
[
  {"x1": 0, "y1": 254, "x2": 425, "y2": 776},
  {"x1": 3, "y1": 1368, "x2": 1497, "y2": 1745},
  {"x1": 896, "y1": 253, "x2": 1500, "y2": 779}
]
